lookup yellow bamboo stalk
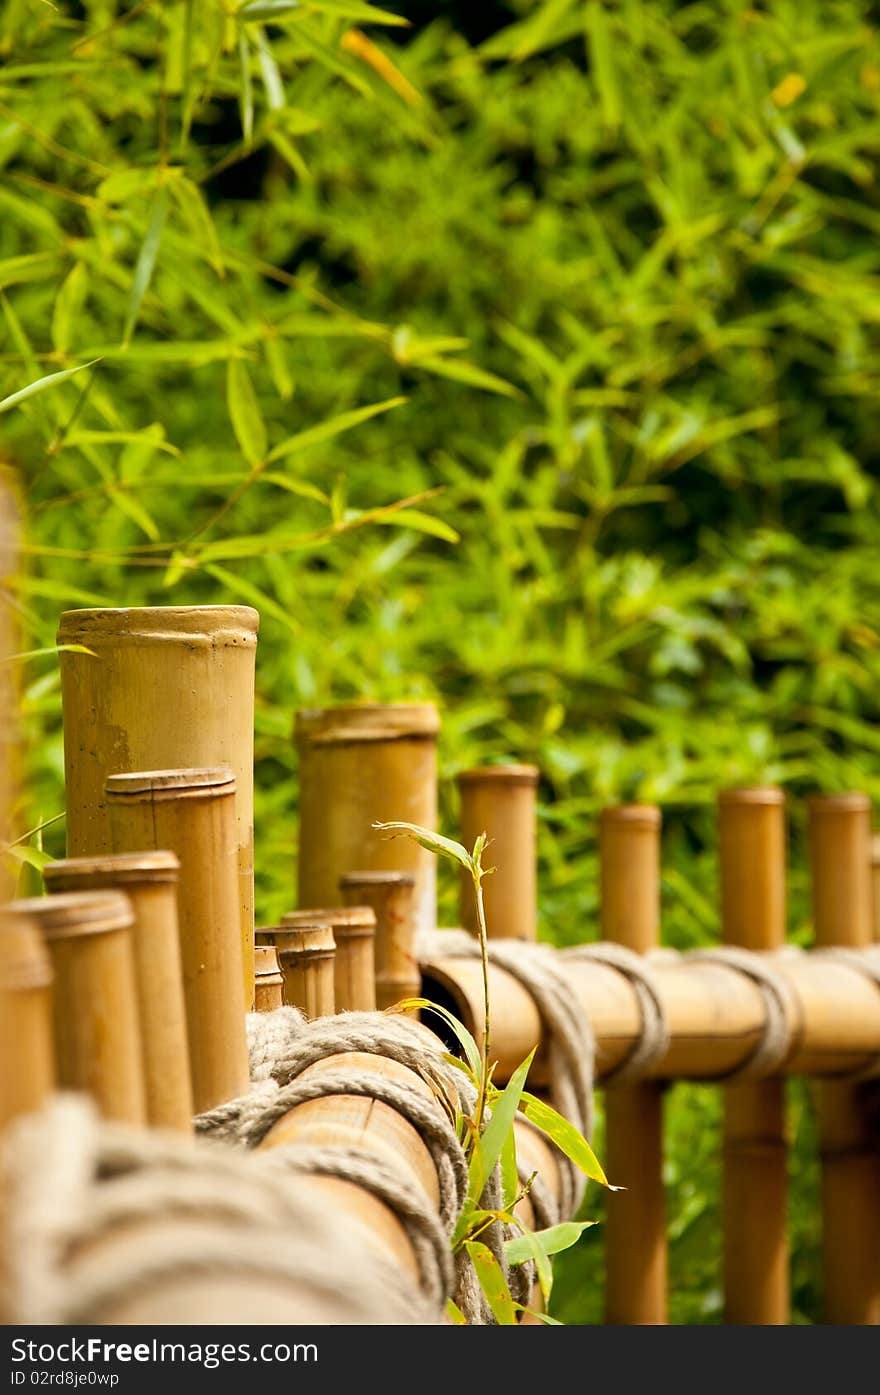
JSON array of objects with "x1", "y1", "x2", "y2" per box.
[
  {"x1": 296, "y1": 703, "x2": 439, "y2": 934},
  {"x1": 339, "y1": 870, "x2": 419, "y2": 1010},
  {"x1": 254, "y1": 944, "x2": 284, "y2": 1012},
  {"x1": 0, "y1": 907, "x2": 55, "y2": 1132},
  {"x1": 282, "y1": 906, "x2": 376, "y2": 1012},
  {"x1": 43, "y1": 852, "x2": 193, "y2": 1132},
  {"x1": 275, "y1": 925, "x2": 336, "y2": 1019},
  {"x1": 809, "y1": 792, "x2": 880, "y2": 1324},
  {"x1": 599, "y1": 804, "x2": 666, "y2": 1325},
  {"x1": 871, "y1": 833, "x2": 880, "y2": 943},
  {"x1": 7, "y1": 890, "x2": 146, "y2": 1124},
  {"x1": 105, "y1": 767, "x2": 249, "y2": 1114},
  {"x1": 57, "y1": 606, "x2": 259, "y2": 1009},
  {"x1": 457, "y1": 765, "x2": 539, "y2": 940},
  {"x1": 718, "y1": 787, "x2": 789, "y2": 1325}
]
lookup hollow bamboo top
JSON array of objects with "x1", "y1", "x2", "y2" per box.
[
  {"x1": 275, "y1": 925, "x2": 336, "y2": 956},
  {"x1": 44, "y1": 851, "x2": 180, "y2": 889},
  {"x1": 104, "y1": 767, "x2": 236, "y2": 800},
  {"x1": 599, "y1": 804, "x2": 661, "y2": 828},
  {"x1": 339, "y1": 870, "x2": 416, "y2": 889},
  {"x1": 282, "y1": 906, "x2": 376, "y2": 938},
  {"x1": 718, "y1": 787, "x2": 785, "y2": 807},
  {"x1": 0, "y1": 908, "x2": 53, "y2": 990},
  {"x1": 295, "y1": 702, "x2": 439, "y2": 746},
  {"x1": 7, "y1": 890, "x2": 133, "y2": 939},
  {"x1": 808, "y1": 792, "x2": 871, "y2": 815},
  {"x1": 254, "y1": 944, "x2": 283, "y2": 978},
  {"x1": 457, "y1": 764, "x2": 539, "y2": 788},
  {"x1": 57, "y1": 605, "x2": 259, "y2": 646}
]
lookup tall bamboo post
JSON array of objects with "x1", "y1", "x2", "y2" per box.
[
  {"x1": 457, "y1": 765, "x2": 539, "y2": 940},
  {"x1": 254, "y1": 945, "x2": 284, "y2": 1012},
  {"x1": 809, "y1": 792, "x2": 880, "y2": 1324},
  {"x1": 0, "y1": 908, "x2": 55, "y2": 1132},
  {"x1": 339, "y1": 870, "x2": 419, "y2": 1009},
  {"x1": 105, "y1": 768, "x2": 249, "y2": 1114},
  {"x1": 57, "y1": 606, "x2": 259, "y2": 1009},
  {"x1": 600, "y1": 805, "x2": 666, "y2": 1323},
  {"x1": 7, "y1": 891, "x2": 146, "y2": 1124},
  {"x1": 296, "y1": 704, "x2": 439, "y2": 935},
  {"x1": 282, "y1": 906, "x2": 376, "y2": 1012},
  {"x1": 871, "y1": 834, "x2": 880, "y2": 943},
  {"x1": 718, "y1": 787, "x2": 789, "y2": 1323},
  {"x1": 43, "y1": 852, "x2": 193, "y2": 1132}
]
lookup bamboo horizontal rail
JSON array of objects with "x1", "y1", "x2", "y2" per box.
[{"x1": 420, "y1": 947, "x2": 880, "y2": 1083}]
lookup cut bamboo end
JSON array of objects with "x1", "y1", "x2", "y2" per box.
[
  {"x1": 43, "y1": 851, "x2": 193, "y2": 1133},
  {"x1": 254, "y1": 945, "x2": 284, "y2": 1012},
  {"x1": 718, "y1": 786, "x2": 786, "y2": 952},
  {"x1": 7, "y1": 891, "x2": 146, "y2": 1125},
  {"x1": 297, "y1": 703, "x2": 439, "y2": 934},
  {"x1": 273, "y1": 924, "x2": 336, "y2": 1019},
  {"x1": 106, "y1": 767, "x2": 249, "y2": 1115},
  {"x1": 809, "y1": 792, "x2": 873, "y2": 948},
  {"x1": 0, "y1": 908, "x2": 55, "y2": 1131},
  {"x1": 457, "y1": 764, "x2": 539, "y2": 941},
  {"x1": 282, "y1": 906, "x2": 376, "y2": 1012},
  {"x1": 339, "y1": 870, "x2": 419, "y2": 1010},
  {"x1": 58, "y1": 604, "x2": 258, "y2": 1013}
]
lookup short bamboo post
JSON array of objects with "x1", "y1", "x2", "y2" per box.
[
  {"x1": 339, "y1": 870, "x2": 419, "y2": 1010},
  {"x1": 600, "y1": 804, "x2": 666, "y2": 1325},
  {"x1": 105, "y1": 768, "x2": 249, "y2": 1114},
  {"x1": 457, "y1": 765, "x2": 539, "y2": 940},
  {"x1": 282, "y1": 906, "x2": 376, "y2": 1011},
  {"x1": 0, "y1": 908, "x2": 55, "y2": 1131},
  {"x1": 274, "y1": 925, "x2": 335, "y2": 1018},
  {"x1": 809, "y1": 792, "x2": 880, "y2": 1324},
  {"x1": 296, "y1": 703, "x2": 439, "y2": 934},
  {"x1": 43, "y1": 852, "x2": 193, "y2": 1132},
  {"x1": 871, "y1": 833, "x2": 880, "y2": 943},
  {"x1": 718, "y1": 787, "x2": 789, "y2": 1324},
  {"x1": 7, "y1": 891, "x2": 146, "y2": 1124},
  {"x1": 254, "y1": 944, "x2": 284, "y2": 1012},
  {"x1": 57, "y1": 606, "x2": 259, "y2": 1009}
]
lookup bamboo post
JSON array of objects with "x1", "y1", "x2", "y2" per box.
[
  {"x1": 296, "y1": 704, "x2": 439, "y2": 934},
  {"x1": 599, "y1": 804, "x2": 666, "y2": 1325},
  {"x1": 282, "y1": 906, "x2": 376, "y2": 1011},
  {"x1": 339, "y1": 870, "x2": 419, "y2": 1010},
  {"x1": 254, "y1": 945, "x2": 284, "y2": 1012},
  {"x1": 0, "y1": 908, "x2": 55, "y2": 1131},
  {"x1": 871, "y1": 833, "x2": 880, "y2": 942},
  {"x1": 43, "y1": 852, "x2": 193, "y2": 1132},
  {"x1": 275, "y1": 925, "x2": 336, "y2": 1018},
  {"x1": 809, "y1": 792, "x2": 880, "y2": 1324},
  {"x1": 457, "y1": 765, "x2": 539, "y2": 940},
  {"x1": 57, "y1": 606, "x2": 259, "y2": 1009},
  {"x1": 105, "y1": 767, "x2": 249, "y2": 1114},
  {"x1": 718, "y1": 787, "x2": 789, "y2": 1324},
  {"x1": 7, "y1": 891, "x2": 146, "y2": 1124}
]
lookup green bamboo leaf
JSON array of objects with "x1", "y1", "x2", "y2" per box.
[
  {"x1": 264, "y1": 336, "x2": 295, "y2": 400},
  {"x1": 168, "y1": 176, "x2": 224, "y2": 278},
  {"x1": 51, "y1": 261, "x2": 89, "y2": 356},
  {"x1": 415, "y1": 355, "x2": 521, "y2": 399},
  {"x1": 500, "y1": 1127, "x2": 519, "y2": 1212},
  {"x1": 97, "y1": 168, "x2": 159, "y2": 203},
  {"x1": 239, "y1": 31, "x2": 254, "y2": 144},
  {"x1": 513, "y1": 1304, "x2": 562, "y2": 1326},
  {"x1": 445, "y1": 1298, "x2": 467, "y2": 1325},
  {"x1": 372, "y1": 820, "x2": 473, "y2": 873},
  {"x1": 267, "y1": 396, "x2": 407, "y2": 463},
  {"x1": 63, "y1": 431, "x2": 179, "y2": 457},
  {"x1": 297, "y1": 0, "x2": 410, "y2": 23},
  {"x1": 504, "y1": 1225, "x2": 553, "y2": 1304},
  {"x1": 586, "y1": 2, "x2": 620, "y2": 130},
  {"x1": 122, "y1": 189, "x2": 168, "y2": 347},
  {"x1": 0, "y1": 644, "x2": 95, "y2": 665},
  {"x1": 463, "y1": 1241, "x2": 517, "y2": 1325},
  {"x1": 370, "y1": 509, "x2": 460, "y2": 544},
  {"x1": 239, "y1": 0, "x2": 300, "y2": 17},
  {"x1": 0, "y1": 360, "x2": 100, "y2": 417},
  {"x1": 4, "y1": 845, "x2": 53, "y2": 872},
  {"x1": 261, "y1": 473, "x2": 328, "y2": 504},
  {"x1": 469, "y1": 1048, "x2": 535, "y2": 1202},
  {"x1": 396, "y1": 997, "x2": 481, "y2": 1081},
  {"x1": 226, "y1": 359, "x2": 267, "y2": 465},
  {"x1": 520, "y1": 1091, "x2": 615, "y2": 1188},
  {"x1": 254, "y1": 28, "x2": 285, "y2": 110},
  {"x1": 505, "y1": 1220, "x2": 596, "y2": 1267}
]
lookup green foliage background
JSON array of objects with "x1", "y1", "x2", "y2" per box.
[{"x1": 3, "y1": 0, "x2": 878, "y2": 1322}]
